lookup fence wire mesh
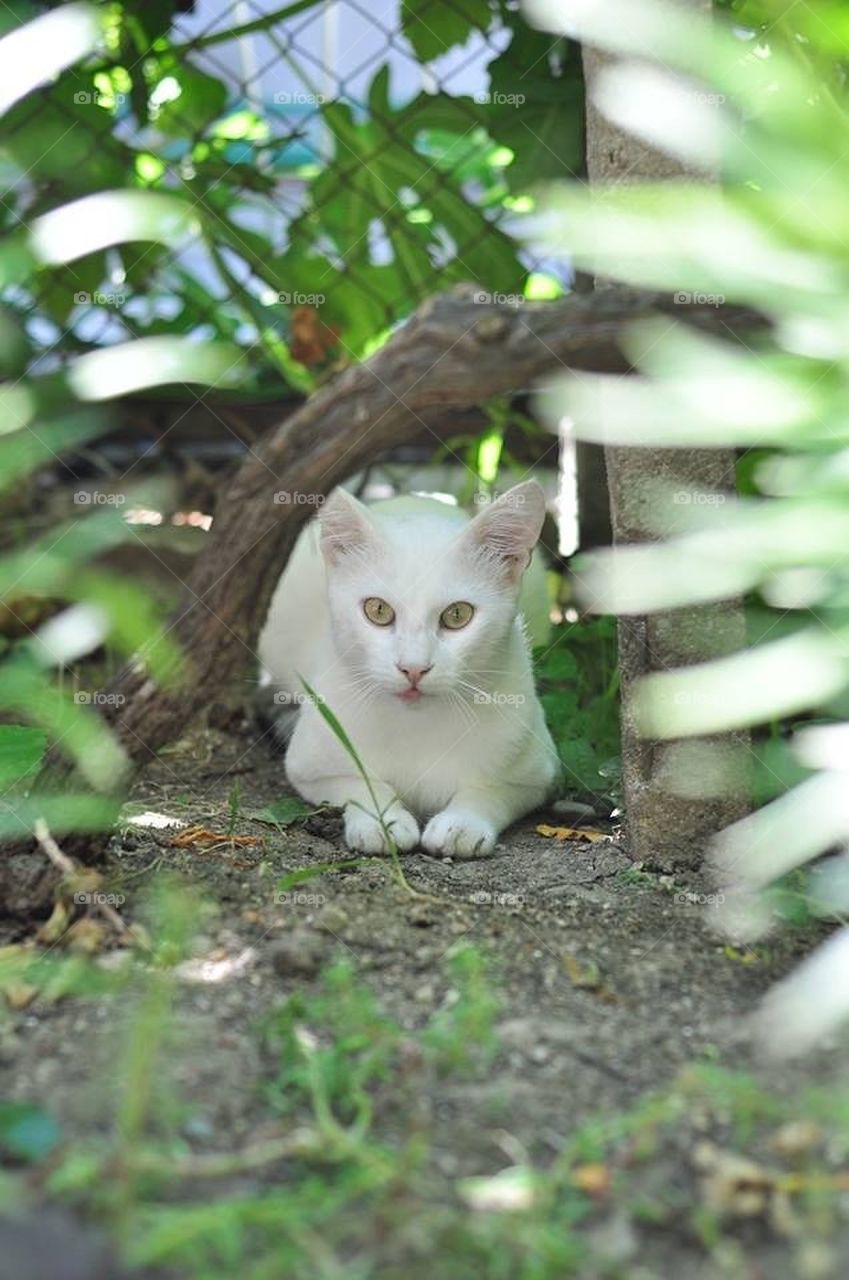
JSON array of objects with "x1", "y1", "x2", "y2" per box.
[{"x1": 1, "y1": 0, "x2": 583, "y2": 399}]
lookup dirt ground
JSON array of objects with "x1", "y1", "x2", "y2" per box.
[{"x1": 2, "y1": 723, "x2": 848, "y2": 1279}]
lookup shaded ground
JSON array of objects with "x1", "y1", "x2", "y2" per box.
[{"x1": 2, "y1": 724, "x2": 848, "y2": 1279}]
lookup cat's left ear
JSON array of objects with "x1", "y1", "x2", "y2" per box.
[
  {"x1": 461, "y1": 481, "x2": 546, "y2": 581},
  {"x1": 319, "y1": 488, "x2": 379, "y2": 565}
]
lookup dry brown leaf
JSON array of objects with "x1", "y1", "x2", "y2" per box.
[
  {"x1": 0, "y1": 944, "x2": 39, "y2": 1010},
  {"x1": 170, "y1": 825, "x2": 261, "y2": 849},
  {"x1": 36, "y1": 898, "x2": 72, "y2": 945},
  {"x1": 571, "y1": 1163, "x2": 611, "y2": 1196},
  {"x1": 65, "y1": 918, "x2": 108, "y2": 955},
  {"x1": 4, "y1": 981, "x2": 38, "y2": 1010},
  {"x1": 289, "y1": 306, "x2": 340, "y2": 366},
  {"x1": 536, "y1": 824, "x2": 610, "y2": 843}
]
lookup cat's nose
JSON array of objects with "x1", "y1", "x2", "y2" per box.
[{"x1": 397, "y1": 663, "x2": 432, "y2": 688}]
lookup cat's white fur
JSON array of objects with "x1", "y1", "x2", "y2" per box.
[{"x1": 258, "y1": 481, "x2": 560, "y2": 858}]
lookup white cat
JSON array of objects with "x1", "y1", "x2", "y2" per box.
[{"x1": 258, "y1": 481, "x2": 560, "y2": 858}]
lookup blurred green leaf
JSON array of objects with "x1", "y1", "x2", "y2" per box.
[
  {"x1": 0, "y1": 1101, "x2": 61, "y2": 1162},
  {"x1": 0, "y1": 725, "x2": 46, "y2": 790},
  {"x1": 401, "y1": 0, "x2": 491, "y2": 61}
]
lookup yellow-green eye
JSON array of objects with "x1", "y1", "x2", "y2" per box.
[
  {"x1": 363, "y1": 597, "x2": 395, "y2": 626},
  {"x1": 440, "y1": 601, "x2": 474, "y2": 630}
]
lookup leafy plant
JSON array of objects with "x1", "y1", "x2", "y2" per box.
[
  {"x1": 533, "y1": 0, "x2": 849, "y2": 1050},
  {"x1": 535, "y1": 617, "x2": 620, "y2": 802},
  {"x1": 1, "y1": 0, "x2": 582, "y2": 391},
  {"x1": 0, "y1": 9, "x2": 248, "y2": 842}
]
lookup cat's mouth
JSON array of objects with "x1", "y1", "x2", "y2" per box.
[{"x1": 396, "y1": 687, "x2": 424, "y2": 703}]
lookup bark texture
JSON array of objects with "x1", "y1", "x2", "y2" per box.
[{"x1": 583, "y1": 21, "x2": 751, "y2": 868}]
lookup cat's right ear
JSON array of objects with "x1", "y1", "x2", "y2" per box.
[{"x1": 319, "y1": 489, "x2": 377, "y2": 565}]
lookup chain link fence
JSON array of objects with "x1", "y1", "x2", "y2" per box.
[{"x1": 1, "y1": 0, "x2": 583, "y2": 401}]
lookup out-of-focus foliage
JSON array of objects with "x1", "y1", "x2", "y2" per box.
[
  {"x1": 535, "y1": 617, "x2": 620, "y2": 804},
  {"x1": 1, "y1": 0, "x2": 582, "y2": 393},
  {"x1": 0, "y1": 6, "x2": 247, "y2": 839},
  {"x1": 530, "y1": 0, "x2": 849, "y2": 1053}
]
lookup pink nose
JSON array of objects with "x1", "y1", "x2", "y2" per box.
[{"x1": 397, "y1": 663, "x2": 432, "y2": 688}]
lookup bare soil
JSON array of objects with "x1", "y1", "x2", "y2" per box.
[{"x1": 2, "y1": 723, "x2": 847, "y2": 1278}]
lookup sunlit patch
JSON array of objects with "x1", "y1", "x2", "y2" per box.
[
  {"x1": 177, "y1": 947, "x2": 256, "y2": 984},
  {"x1": 125, "y1": 507, "x2": 164, "y2": 526},
  {"x1": 125, "y1": 810, "x2": 184, "y2": 830},
  {"x1": 172, "y1": 510, "x2": 213, "y2": 531},
  {"x1": 459, "y1": 1166, "x2": 536, "y2": 1212},
  {"x1": 410, "y1": 490, "x2": 457, "y2": 506}
]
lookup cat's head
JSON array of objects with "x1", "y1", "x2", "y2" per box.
[{"x1": 318, "y1": 482, "x2": 545, "y2": 703}]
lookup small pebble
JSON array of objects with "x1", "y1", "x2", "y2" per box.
[
  {"x1": 269, "y1": 929, "x2": 326, "y2": 977},
  {"x1": 407, "y1": 902, "x2": 436, "y2": 928},
  {"x1": 314, "y1": 904, "x2": 349, "y2": 934}
]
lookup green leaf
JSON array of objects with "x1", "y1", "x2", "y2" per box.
[
  {"x1": 0, "y1": 1101, "x2": 61, "y2": 1162},
  {"x1": 250, "y1": 797, "x2": 323, "y2": 827},
  {"x1": 402, "y1": 0, "x2": 492, "y2": 61},
  {"x1": 277, "y1": 858, "x2": 365, "y2": 893},
  {"x1": 0, "y1": 725, "x2": 46, "y2": 790},
  {"x1": 1, "y1": 69, "x2": 130, "y2": 191},
  {"x1": 151, "y1": 63, "x2": 228, "y2": 136},
  {"x1": 485, "y1": 20, "x2": 584, "y2": 190}
]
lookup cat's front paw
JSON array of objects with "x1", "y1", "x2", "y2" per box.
[
  {"x1": 422, "y1": 809, "x2": 497, "y2": 859},
  {"x1": 343, "y1": 804, "x2": 420, "y2": 854}
]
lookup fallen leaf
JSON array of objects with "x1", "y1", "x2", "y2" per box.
[
  {"x1": 722, "y1": 945, "x2": 760, "y2": 965},
  {"x1": 571, "y1": 1162, "x2": 611, "y2": 1196},
  {"x1": 770, "y1": 1120, "x2": 823, "y2": 1158},
  {"x1": 170, "y1": 825, "x2": 261, "y2": 849},
  {"x1": 36, "y1": 899, "x2": 72, "y2": 946},
  {"x1": 0, "y1": 945, "x2": 39, "y2": 1010},
  {"x1": 4, "y1": 981, "x2": 38, "y2": 1011},
  {"x1": 536, "y1": 824, "x2": 610, "y2": 843},
  {"x1": 563, "y1": 954, "x2": 618, "y2": 1002},
  {"x1": 65, "y1": 918, "x2": 108, "y2": 955},
  {"x1": 248, "y1": 798, "x2": 323, "y2": 828}
]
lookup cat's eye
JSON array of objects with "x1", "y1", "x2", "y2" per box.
[
  {"x1": 363, "y1": 596, "x2": 395, "y2": 626},
  {"x1": 440, "y1": 601, "x2": 475, "y2": 630}
]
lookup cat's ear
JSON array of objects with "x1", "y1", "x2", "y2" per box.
[
  {"x1": 319, "y1": 489, "x2": 378, "y2": 565},
  {"x1": 461, "y1": 481, "x2": 546, "y2": 580}
]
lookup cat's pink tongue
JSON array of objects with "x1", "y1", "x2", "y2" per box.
[{"x1": 397, "y1": 687, "x2": 423, "y2": 703}]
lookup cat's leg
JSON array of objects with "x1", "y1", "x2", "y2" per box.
[
  {"x1": 422, "y1": 772, "x2": 556, "y2": 859},
  {"x1": 288, "y1": 767, "x2": 420, "y2": 855},
  {"x1": 286, "y1": 715, "x2": 420, "y2": 854}
]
